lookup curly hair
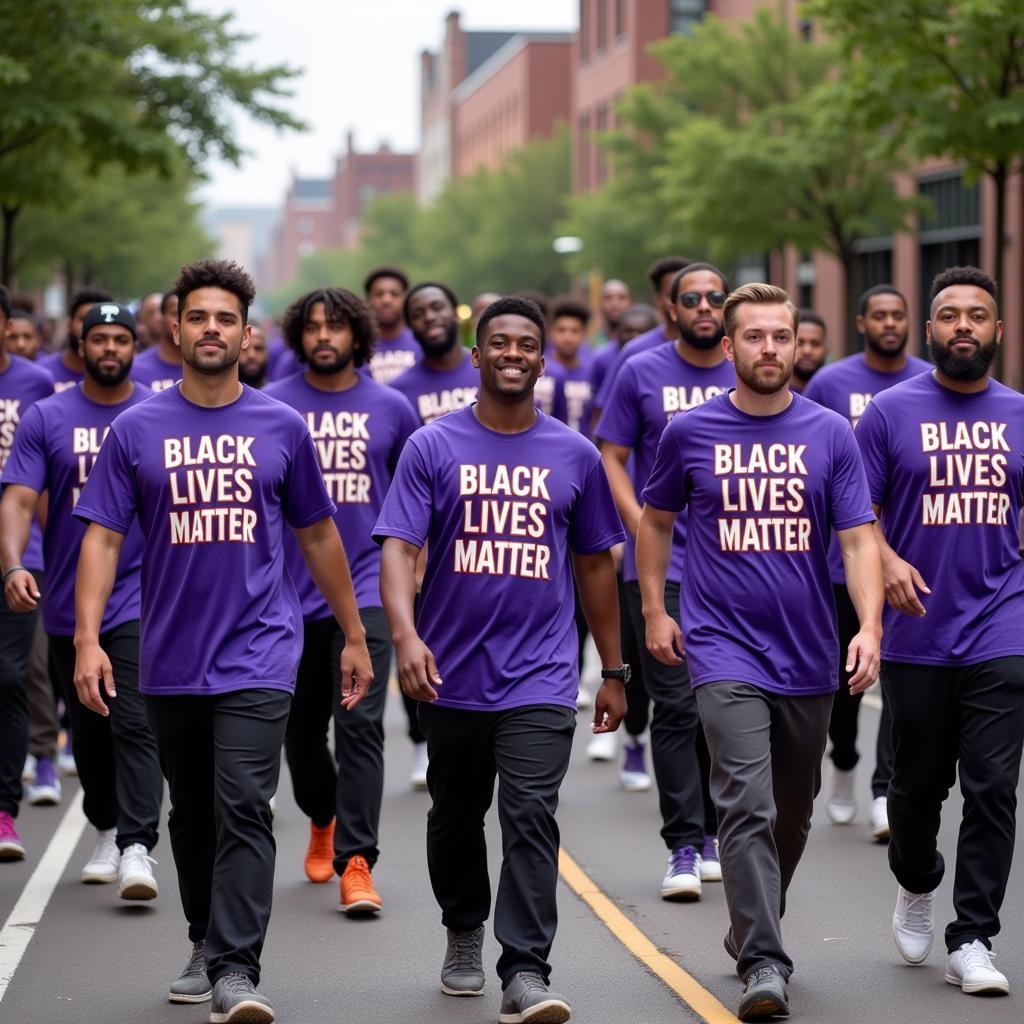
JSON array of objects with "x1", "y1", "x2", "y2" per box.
[
  {"x1": 929, "y1": 265, "x2": 998, "y2": 308},
  {"x1": 280, "y1": 287, "x2": 377, "y2": 368},
  {"x1": 174, "y1": 260, "x2": 256, "y2": 324},
  {"x1": 475, "y1": 296, "x2": 546, "y2": 346}
]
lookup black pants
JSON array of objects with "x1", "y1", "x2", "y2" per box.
[
  {"x1": 283, "y1": 608, "x2": 392, "y2": 872},
  {"x1": 624, "y1": 580, "x2": 716, "y2": 844},
  {"x1": 619, "y1": 576, "x2": 650, "y2": 737},
  {"x1": 0, "y1": 576, "x2": 38, "y2": 816},
  {"x1": 419, "y1": 702, "x2": 575, "y2": 986},
  {"x1": 883, "y1": 657, "x2": 1024, "y2": 952},
  {"x1": 827, "y1": 584, "x2": 892, "y2": 797},
  {"x1": 145, "y1": 688, "x2": 290, "y2": 985},
  {"x1": 50, "y1": 622, "x2": 162, "y2": 850}
]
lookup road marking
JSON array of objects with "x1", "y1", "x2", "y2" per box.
[
  {"x1": 559, "y1": 848, "x2": 739, "y2": 1024},
  {"x1": 0, "y1": 789, "x2": 87, "y2": 1003}
]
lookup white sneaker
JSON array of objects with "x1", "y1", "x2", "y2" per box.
[
  {"x1": 892, "y1": 885, "x2": 935, "y2": 964},
  {"x1": 22, "y1": 755, "x2": 36, "y2": 781},
  {"x1": 827, "y1": 766, "x2": 857, "y2": 824},
  {"x1": 945, "y1": 940, "x2": 1009, "y2": 995},
  {"x1": 576, "y1": 686, "x2": 593, "y2": 710},
  {"x1": 81, "y1": 828, "x2": 120, "y2": 884},
  {"x1": 661, "y1": 846, "x2": 702, "y2": 901},
  {"x1": 619, "y1": 739, "x2": 652, "y2": 792},
  {"x1": 27, "y1": 757, "x2": 61, "y2": 806},
  {"x1": 118, "y1": 843, "x2": 158, "y2": 901},
  {"x1": 870, "y1": 795, "x2": 890, "y2": 841},
  {"x1": 586, "y1": 730, "x2": 617, "y2": 762},
  {"x1": 410, "y1": 742, "x2": 429, "y2": 791}
]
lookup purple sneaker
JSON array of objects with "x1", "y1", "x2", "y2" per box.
[
  {"x1": 28, "y1": 756, "x2": 62, "y2": 806},
  {"x1": 0, "y1": 812, "x2": 26, "y2": 861},
  {"x1": 700, "y1": 834, "x2": 721, "y2": 882},
  {"x1": 661, "y1": 844, "x2": 702, "y2": 901},
  {"x1": 619, "y1": 740, "x2": 652, "y2": 792}
]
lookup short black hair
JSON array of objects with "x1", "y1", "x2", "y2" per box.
[
  {"x1": 8, "y1": 308, "x2": 35, "y2": 325},
  {"x1": 669, "y1": 262, "x2": 729, "y2": 302},
  {"x1": 363, "y1": 265, "x2": 409, "y2": 296},
  {"x1": 403, "y1": 281, "x2": 458, "y2": 323},
  {"x1": 929, "y1": 265, "x2": 998, "y2": 308},
  {"x1": 475, "y1": 296, "x2": 546, "y2": 347},
  {"x1": 798, "y1": 309, "x2": 826, "y2": 330},
  {"x1": 550, "y1": 297, "x2": 590, "y2": 327},
  {"x1": 858, "y1": 284, "x2": 906, "y2": 316},
  {"x1": 68, "y1": 287, "x2": 113, "y2": 318},
  {"x1": 160, "y1": 291, "x2": 177, "y2": 315},
  {"x1": 281, "y1": 288, "x2": 377, "y2": 368},
  {"x1": 648, "y1": 256, "x2": 690, "y2": 292},
  {"x1": 0, "y1": 285, "x2": 9, "y2": 320},
  {"x1": 174, "y1": 259, "x2": 256, "y2": 324}
]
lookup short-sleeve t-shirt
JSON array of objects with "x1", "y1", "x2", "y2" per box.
[
  {"x1": 39, "y1": 351, "x2": 84, "y2": 392},
  {"x1": 596, "y1": 345, "x2": 734, "y2": 582},
  {"x1": 2, "y1": 384, "x2": 150, "y2": 635},
  {"x1": 389, "y1": 349, "x2": 478, "y2": 425},
  {"x1": 592, "y1": 323, "x2": 671, "y2": 412},
  {"x1": 855, "y1": 372, "x2": 1024, "y2": 666},
  {"x1": 131, "y1": 347, "x2": 182, "y2": 392},
  {"x1": 533, "y1": 367, "x2": 569, "y2": 424},
  {"x1": 73, "y1": 385, "x2": 336, "y2": 696},
  {"x1": 367, "y1": 327, "x2": 421, "y2": 385},
  {"x1": 264, "y1": 373, "x2": 420, "y2": 617},
  {"x1": 643, "y1": 391, "x2": 874, "y2": 695},
  {"x1": 373, "y1": 406, "x2": 625, "y2": 711},
  {"x1": 548, "y1": 358, "x2": 594, "y2": 435}
]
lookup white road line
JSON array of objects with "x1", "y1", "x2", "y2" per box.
[{"x1": 0, "y1": 789, "x2": 88, "y2": 1003}]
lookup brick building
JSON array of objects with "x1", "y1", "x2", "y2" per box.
[{"x1": 262, "y1": 176, "x2": 333, "y2": 293}]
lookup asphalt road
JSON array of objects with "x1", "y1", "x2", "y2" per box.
[{"x1": 1, "y1": 684, "x2": 1021, "y2": 1024}]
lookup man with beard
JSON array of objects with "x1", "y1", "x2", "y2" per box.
[
  {"x1": 132, "y1": 292, "x2": 181, "y2": 391},
  {"x1": 791, "y1": 310, "x2": 828, "y2": 392},
  {"x1": 238, "y1": 324, "x2": 269, "y2": 388},
  {"x1": 856, "y1": 266, "x2": 1024, "y2": 997},
  {"x1": 597, "y1": 264, "x2": 733, "y2": 895},
  {"x1": 596, "y1": 279, "x2": 631, "y2": 347},
  {"x1": 41, "y1": 289, "x2": 113, "y2": 392},
  {"x1": 137, "y1": 292, "x2": 165, "y2": 348},
  {"x1": 804, "y1": 286, "x2": 930, "y2": 840},
  {"x1": 265, "y1": 288, "x2": 418, "y2": 916},
  {"x1": 637, "y1": 283, "x2": 882, "y2": 1021},
  {"x1": 376, "y1": 296, "x2": 626, "y2": 1024},
  {"x1": 364, "y1": 267, "x2": 421, "y2": 385},
  {"x1": 1, "y1": 303, "x2": 163, "y2": 894},
  {"x1": 5, "y1": 310, "x2": 43, "y2": 361}
]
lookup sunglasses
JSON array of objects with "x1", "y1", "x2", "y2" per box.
[{"x1": 678, "y1": 290, "x2": 727, "y2": 309}]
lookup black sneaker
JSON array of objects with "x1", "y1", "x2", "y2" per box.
[
  {"x1": 738, "y1": 965, "x2": 789, "y2": 1021},
  {"x1": 209, "y1": 972, "x2": 274, "y2": 1024},
  {"x1": 441, "y1": 926, "x2": 485, "y2": 996},
  {"x1": 169, "y1": 940, "x2": 212, "y2": 1003},
  {"x1": 499, "y1": 971, "x2": 571, "y2": 1024}
]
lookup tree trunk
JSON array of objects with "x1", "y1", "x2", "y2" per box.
[
  {"x1": 1, "y1": 204, "x2": 20, "y2": 287},
  {"x1": 840, "y1": 245, "x2": 858, "y2": 356},
  {"x1": 990, "y1": 163, "x2": 1007, "y2": 381}
]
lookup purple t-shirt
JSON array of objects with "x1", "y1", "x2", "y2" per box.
[
  {"x1": 368, "y1": 327, "x2": 421, "y2": 385},
  {"x1": 588, "y1": 343, "x2": 618, "y2": 397},
  {"x1": 264, "y1": 373, "x2": 420, "y2": 617},
  {"x1": 534, "y1": 367, "x2": 569, "y2": 424},
  {"x1": 39, "y1": 351, "x2": 84, "y2": 393},
  {"x1": 373, "y1": 406, "x2": 625, "y2": 711},
  {"x1": 592, "y1": 323, "x2": 671, "y2": 413},
  {"x1": 389, "y1": 349, "x2": 478, "y2": 425},
  {"x1": 268, "y1": 346, "x2": 301, "y2": 382},
  {"x1": 856, "y1": 372, "x2": 1024, "y2": 666},
  {"x1": 596, "y1": 345, "x2": 734, "y2": 583},
  {"x1": 131, "y1": 347, "x2": 182, "y2": 392},
  {"x1": 549, "y1": 358, "x2": 594, "y2": 435},
  {"x1": 73, "y1": 385, "x2": 336, "y2": 696},
  {"x1": 643, "y1": 391, "x2": 874, "y2": 695},
  {"x1": 3, "y1": 385, "x2": 150, "y2": 636}
]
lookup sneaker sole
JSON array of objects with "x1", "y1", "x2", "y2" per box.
[
  {"x1": 441, "y1": 982, "x2": 485, "y2": 997},
  {"x1": 209, "y1": 1000, "x2": 275, "y2": 1024},
  {"x1": 944, "y1": 971, "x2": 1009, "y2": 995},
  {"x1": 700, "y1": 865, "x2": 722, "y2": 882},
  {"x1": 738, "y1": 994, "x2": 789, "y2": 1020},
  {"x1": 499, "y1": 998, "x2": 571, "y2": 1024},
  {"x1": 826, "y1": 808, "x2": 856, "y2": 825},
  {"x1": 28, "y1": 789, "x2": 61, "y2": 806},
  {"x1": 410, "y1": 779, "x2": 429, "y2": 792},
  {"x1": 892, "y1": 919, "x2": 933, "y2": 964},
  {"x1": 872, "y1": 824, "x2": 891, "y2": 842},
  {"x1": 661, "y1": 886, "x2": 701, "y2": 902},
  {"x1": 81, "y1": 870, "x2": 118, "y2": 884},
  {"x1": 338, "y1": 899, "x2": 382, "y2": 915},
  {"x1": 304, "y1": 868, "x2": 335, "y2": 884},
  {"x1": 0, "y1": 843, "x2": 26, "y2": 861},
  {"x1": 619, "y1": 779, "x2": 651, "y2": 792},
  {"x1": 169, "y1": 989, "x2": 213, "y2": 1004},
  {"x1": 119, "y1": 878, "x2": 158, "y2": 900}
]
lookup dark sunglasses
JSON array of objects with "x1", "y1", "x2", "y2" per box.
[{"x1": 679, "y1": 290, "x2": 727, "y2": 309}]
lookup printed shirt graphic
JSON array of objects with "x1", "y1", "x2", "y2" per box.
[
  {"x1": 38, "y1": 351, "x2": 84, "y2": 392},
  {"x1": 131, "y1": 347, "x2": 182, "y2": 392},
  {"x1": 592, "y1": 323, "x2": 671, "y2": 412},
  {"x1": 264, "y1": 373, "x2": 420, "y2": 617},
  {"x1": 547, "y1": 358, "x2": 595, "y2": 435},
  {"x1": 642, "y1": 391, "x2": 874, "y2": 695},
  {"x1": 389, "y1": 349, "x2": 479, "y2": 425},
  {"x1": 804, "y1": 352, "x2": 931, "y2": 584},
  {"x1": 596, "y1": 345, "x2": 735, "y2": 582},
  {"x1": 73, "y1": 386, "x2": 336, "y2": 696},
  {"x1": 533, "y1": 367, "x2": 569, "y2": 424},
  {"x1": 2, "y1": 385, "x2": 150, "y2": 635},
  {"x1": 367, "y1": 327, "x2": 421, "y2": 385},
  {"x1": 373, "y1": 406, "x2": 625, "y2": 711},
  {"x1": 856, "y1": 372, "x2": 1024, "y2": 666}
]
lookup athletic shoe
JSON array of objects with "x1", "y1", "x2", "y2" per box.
[
  {"x1": 28, "y1": 756, "x2": 62, "y2": 806},
  {"x1": 870, "y1": 795, "x2": 890, "y2": 842},
  {"x1": 0, "y1": 812, "x2": 26, "y2": 861},
  {"x1": 338, "y1": 855, "x2": 382, "y2": 914},
  {"x1": 499, "y1": 971, "x2": 571, "y2": 1024},
  {"x1": 619, "y1": 740, "x2": 651, "y2": 792},
  {"x1": 826, "y1": 767, "x2": 857, "y2": 824},
  {"x1": 892, "y1": 885, "x2": 935, "y2": 964},
  {"x1": 22, "y1": 754, "x2": 36, "y2": 781},
  {"x1": 738, "y1": 965, "x2": 789, "y2": 1021},
  {"x1": 700, "y1": 835, "x2": 722, "y2": 882},
  {"x1": 576, "y1": 686, "x2": 592, "y2": 710},
  {"x1": 169, "y1": 940, "x2": 212, "y2": 1003},
  {"x1": 118, "y1": 843, "x2": 158, "y2": 900},
  {"x1": 410, "y1": 742, "x2": 429, "y2": 791},
  {"x1": 585, "y1": 730, "x2": 616, "y2": 762},
  {"x1": 81, "y1": 827, "x2": 120, "y2": 883},
  {"x1": 661, "y1": 845, "x2": 702, "y2": 901},
  {"x1": 304, "y1": 820, "x2": 335, "y2": 883},
  {"x1": 945, "y1": 940, "x2": 1009, "y2": 995},
  {"x1": 441, "y1": 925, "x2": 485, "y2": 996},
  {"x1": 209, "y1": 973, "x2": 274, "y2": 1024}
]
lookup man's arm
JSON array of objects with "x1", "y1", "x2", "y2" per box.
[
  {"x1": 869, "y1": 502, "x2": 930, "y2": 617},
  {"x1": 600, "y1": 442, "x2": 642, "y2": 538},
  {"x1": 635, "y1": 503, "x2": 684, "y2": 665},
  {"x1": 837, "y1": 522, "x2": 883, "y2": 694},
  {"x1": 0, "y1": 484, "x2": 41, "y2": 611}
]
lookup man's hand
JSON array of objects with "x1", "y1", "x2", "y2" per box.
[
  {"x1": 394, "y1": 632, "x2": 443, "y2": 702},
  {"x1": 846, "y1": 629, "x2": 881, "y2": 695},
  {"x1": 73, "y1": 640, "x2": 114, "y2": 717},
  {"x1": 645, "y1": 609, "x2": 684, "y2": 665},
  {"x1": 4, "y1": 569, "x2": 39, "y2": 612},
  {"x1": 881, "y1": 552, "x2": 929, "y2": 617},
  {"x1": 339, "y1": 635, "x2": 374, "y2": 711},
  {"x1": 592, "y1": 679, "x2": 626, "y2": 734}
]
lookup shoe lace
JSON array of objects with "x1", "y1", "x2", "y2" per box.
[
  {"x1": 513, "y1": 971, "x2": 549, "y2": 995},
  {"x1": 181, "y1": 942, "x2": 206, "y2": 979},
  {"x1": 220, "y1": 972, "x2": 255, "y2": 996},
  {"x1": 670, "y1": 845, "x2": 698, "y2": 876},
  {"x1": 747, "y1": 966, "x2": 781, "y2": 989},
  {"x1": 346, "y1": 855, "x2": 373, "y2": 889},
  {"x1": 122, "y1": 845, "x2": 157, "y2": 872},
  {"x1": 451, "y1": 930, "x2": 480, "y2": 967},
  {"x1": 961, "y1": 942, "x2": 996, "y2": 970},
  {"x1": 902, "y1": 891, "x2": 933, "y2": 929}
]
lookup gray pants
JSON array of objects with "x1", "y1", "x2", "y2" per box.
[
  {"x1": 696, "y1": 680, "x2": 832, "y2": 981},
  {"x1": 26, "y1": 616, "x2": 58, "y2": 759}
]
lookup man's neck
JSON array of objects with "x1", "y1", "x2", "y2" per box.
[
  {"x1": 553, "y1": 351, "x2": 580, "y2": 371},
  {"x1": 303, "y1": 367, "x2": 359, "y2": 393},
  {"x1": 63, "y1": 347, "x2": 85, "y2": 373},
  {"x1": 863, "y1": 345, "x2": 909, "y2": 373},
  {"x1": 82, "y1": 376, "x2": 135, "y2": 406},
  {"x1": 474, "y1": 392, "x2": 537, "y2": 434},
  {"x1": 378, "y1": 322, "x2": 405, "y2": 343},
  {"x1": 158, "y1": 339, "x2": 182, "y2": 365},
  {"x1": 180, "y1": 367, "x2": 243, "y2": 408},
  {"x1": 933, "y1": 368, "x2": 990, "y2": 395},
  {"x1": 424, "y1": 345, "x2": 464, "y2": 372},
  {"x1": 673, "y1": 339, "x2": 726, "y2": 370},
  {"x1": 730, "y1": 382, "x2": 793, "y2": 417}
]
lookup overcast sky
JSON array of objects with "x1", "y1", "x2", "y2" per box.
[{"x1": 195, "y1": 1, "x2": 577, "y2": 209}]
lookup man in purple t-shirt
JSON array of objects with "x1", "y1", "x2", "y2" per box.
[
  {"x1": 40, "y1": 287, "x2": 113, "y2": 392},
  {"x1": 804, "y1": 285, "x2": 931, "y2": 839},
  {"x1": 72, "y1": 260, "x2": 373, "y2": 1024},
  {"x1": 856, "y1": 266, "x2": 1024, "y2": 997},
  {"x1": 790, "y1": 309, "x2": 828, "y2": 393},
  {"x1": 363, "y1": 266, "x2": 422, "y2": 385},
  {"x1": 1, "y1": 303, "x2": 163, "y2": 897},
  {"x1": 131, "y1": 291, "x2": 181, "y2": 391},
  {"x1": 638, "y1": 284, "x2": 882, "y2": 1022},
  {"x1": 376, "y1": 297, "x2": 626, "y2": 1023},
  {"x1": 266, "y1": 286, "x2": 419, "y2": 915},
  {"x1": 546, "y1": 298, "x2": 593, "y2": 434}
]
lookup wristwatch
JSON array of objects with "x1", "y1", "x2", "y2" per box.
[{"x1": 600, "y1": 665, "x2": 631, "y2": 685}]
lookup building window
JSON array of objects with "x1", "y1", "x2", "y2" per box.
[
  {"x1": 670, "y1": 0, "x2": 707, "y2": 35},
  {"x1": 597, "y1": 0, "x2": 607, "y2": 51},
  {"x1": 799, "y1": 17, "x2": 814, "y2": 41},
  {"x1": 616, "y1": 0, "x2": 626, "y2": 38},
  {"x1": 297, "y1": 216, "x2": 314, "y2": 236}
]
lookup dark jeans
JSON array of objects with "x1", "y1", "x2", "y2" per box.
[
  {"x1": 145, "y1": 687, "x2": 290, "y2": 985},
  {"x1": 0, "y1": 575, "x2": 38, "y2": 816},
  {"x1": 827, "y1": 583, "x2": 892, "y2": 797},
  {"x1": 883, "y1": 657, "x2": 1024, "y2": 952},
  {"x1": 50, "y1": 622, "x2": 162, "y2": 850},
  {"x1": 418, "y1": 702, "x2": 575, "y2": 986},
  {"x1": 283, "y1": 608, "x2": 392, "y2": 872}
]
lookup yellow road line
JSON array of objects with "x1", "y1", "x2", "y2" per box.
[{"x1": 558, "y1": 848, "x2": 740, "y2": 1024}]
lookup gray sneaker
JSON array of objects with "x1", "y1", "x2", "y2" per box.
[
  {"x1": 209, "y1": 972, "x2": 274, "y2": 1024},
  {"x1": 738, "y1": 965, "x2": 789, "y2": 1021},
  {"x1": 169, "y1": 940, "x2": 212, "y2": 1003},
  {"x1": 499, "y1": 971, "x2": 571, "y2": 1024},
  {"x1": 441, "y1": 926, "x2": 485, "y2": 996}
]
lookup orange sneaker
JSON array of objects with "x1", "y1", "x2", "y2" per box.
[
  {"x1": 338, "y1": 855, "x2": 382, "y2": 915},
  {"x1": 304, "y1": 820, "x2": 335, "y2": 883}
]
